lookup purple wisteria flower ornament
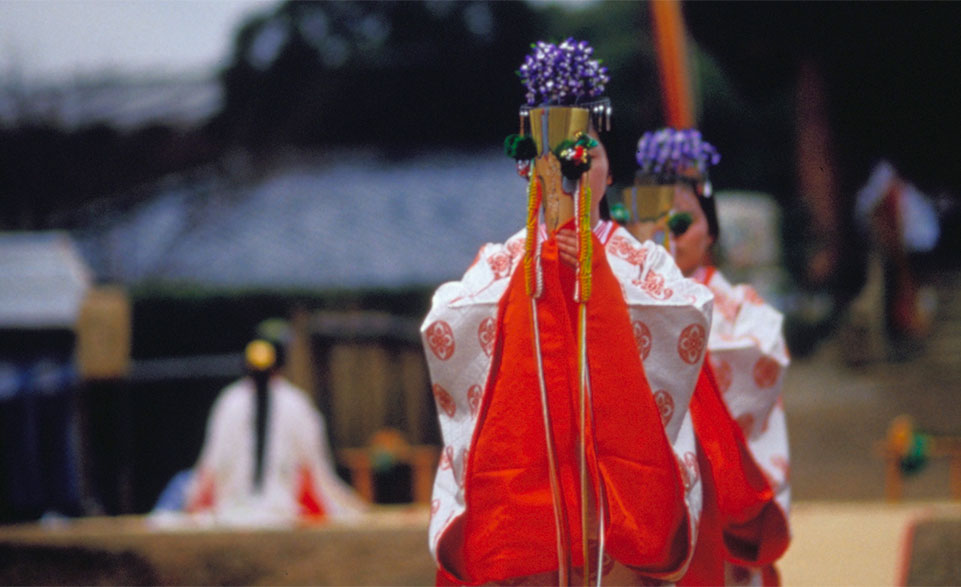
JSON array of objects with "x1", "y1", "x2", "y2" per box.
[
  {"x1": 505, "y1": 38, "x2": 613, "y2": 242},
  {"x1": 635, "y1": 127, "x2": 720, "y2": 191},
  {"x1": 610, "y1": 128, "x2": 722, "y2": 249}
]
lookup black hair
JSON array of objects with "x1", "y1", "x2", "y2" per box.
[
  {"x1": 699, "y1": 190, "x2": 720, "y2": 244},
  {"x1": 679, "y1": 176, "x2": 720, "y2": 243},
  {"x1": 252, "y1": 368, "x2": 270, "y2": 490}
]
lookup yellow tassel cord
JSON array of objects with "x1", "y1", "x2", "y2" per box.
[
  {"x1": 575, "y1": 175, "x2": 594, "y2": 585},
  {"x1": 524, "y1": 173, "x2": 543, "y2": 298},
  {"x1": 576, "y1": 180, "x2": 593, "y2": 303}
]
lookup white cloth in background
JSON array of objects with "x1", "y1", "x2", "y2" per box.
[{"x1": 185, "y1": 375, "x2": 366, "y2": 527}]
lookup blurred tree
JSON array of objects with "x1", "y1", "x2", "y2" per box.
[
  {"x1": 213, "y1": 0, "x2": 539, "y2": 152},
  {"x1": 686, "y1": 1, "x2": 961, "y2": 196},
  {"x1": 683, "y1": 1, "x2": 961, "y2": 355}
]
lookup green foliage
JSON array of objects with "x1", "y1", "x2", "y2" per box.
[{"x1": 216, "y1": 0, "x2": 540, "y2": 150}]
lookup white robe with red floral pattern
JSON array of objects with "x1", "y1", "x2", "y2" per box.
[
  {"x1": 422, "y1": 221, "x2": 714, "y2": 584},
  {"x1": 695, "y1": 266, "x2": 791, "y2": 586}
]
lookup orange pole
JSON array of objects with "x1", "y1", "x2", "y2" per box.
[{"x1": 650, "y1": 0, "x2": 695, "y2": 128}]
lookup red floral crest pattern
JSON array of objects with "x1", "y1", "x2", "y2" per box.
[
  {"x1": 467, "y1": 384, "x2": 483, "y2": 417},
  {"x1": 506, "y1": 238, "x2": 525, "y2": 260},
  {"x1": 753, "y1": 356, "x2": 781, "y2": 388},
  {"x1": 433, "y1": 383, "x2": 456, "y2": 418},
  {"x1": 477, "y1": 317, "x2": 496, "y2": 357},
  {"x1": 632, "y1": 321, "x2": 653, "y2": 361},
  {"x1": 654, "y1": 390, "x2": 675, "y2": 426},
  {"x1": 425, "y1": 320, "x2": 455, "y2": 361},
  {"x1": 487, "y1": 250, "x2": 512, "y2": 280},
  {"x1": 439, "y1": 445, "x2": 454, "y2": 470},
  {"x1": 430, "y1": 499, "x2": 440, "y2": 517},
  {"x1": 711, "y1": 288, "x2": 739, "y2": 321},
  {"x1": 736, "y1": 413, "x2": 755, "y2": 437},
  {"x1": 710, "y1": 357, "x2": 733, "y2": 394},
  {"x1": 744, "y1": 286, "x2": 765, "y2": 306},
  {"x1": 607, "y1": 235, "x2": 650, "y2": 266},
  {"x1": 635, "y1": 268, "x2": 674, "y2": 300},
  {"x1": 677, "y1": 324, "x2": 707, "y2": 365}
]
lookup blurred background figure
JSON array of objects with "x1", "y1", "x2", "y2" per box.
[
  {"x1": 0, "y1": 233, "x2": 103, "y2": 524},
  {"x1": 158, "y1": 325, "x2": 366, "y2": 527},
  {"x1": 843, "y1": 160, "x2": 940, "y2": 362}
]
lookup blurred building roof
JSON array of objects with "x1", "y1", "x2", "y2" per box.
[
  {"x1": 0, "y1": 76, "x2": 221, "y2": 130},
  {"x1": 0, "y1": 232, "x2": 92, "y2": 328},
  {"x1": 73, "y1": 150, "x2": 528, "y2": 291}
]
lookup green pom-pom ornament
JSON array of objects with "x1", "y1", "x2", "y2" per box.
[
  {"x1": 554, "y1": 133, "x2": 596, "y2": 180},
  {"x1": 609, "y1": 203, "x2": 630, "y2": 224},
  {"x1": 668, "y1": 211, "x2": 693, "y2": 236},
  {"x1": 504, "y1": 134, "x2": 537, "y2": 160}
]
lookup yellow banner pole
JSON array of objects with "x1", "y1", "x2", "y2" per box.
[{"x1": 650, "y1": 0, "x2": 695, "y2": 128}]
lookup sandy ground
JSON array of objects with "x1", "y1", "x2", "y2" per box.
[{"x1": 780, "y1": 501, "x2": 961, "y2": 586}]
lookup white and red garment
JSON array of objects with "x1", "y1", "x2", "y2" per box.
[
  {"x1": 679, "y1": 266, "x2": 791, "y2": 586},
  {"x1": 422, "y1": 219, "x2": 714, "y2": 584},
  {"x1": 185, "y1": 376, "x2": 367, "y2": 526}
]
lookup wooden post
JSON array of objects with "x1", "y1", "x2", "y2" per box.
[
  {"x1": 883, "y1": 449, "x2": 903, "y2": 502},
  {"x1": 945, "y1": 439, "x2": 961, "y2": 501},
  {"x1": 340, "y1": 449, "x2": 375, "y2": 503}
]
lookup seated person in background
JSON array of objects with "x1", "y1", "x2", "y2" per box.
[{"x1": 184, "y1": 337, "x2": 367, "y2": 526}]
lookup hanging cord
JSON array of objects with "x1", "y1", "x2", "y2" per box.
[
  {"x1": 527, "y1": 163, "x2": 566, "y2": 581},
  {"x1": 578, "y1": 303, "x2": 591, "y2": 586},
  {"x1": 525, "y1": 174, "x2": 544, "y2": 298},
  {"x1": 585, "y1": 346, "x2": 607, "y2": 587},
  {"x1": 576, "y1": 180, "x2": 593, "y2": 303},
  {"x1": 531, "y1": 297, "x2": 571, "y2": 585},
  {"x1": 573, "y1": 175, "x2": 596, "y2": 584}
]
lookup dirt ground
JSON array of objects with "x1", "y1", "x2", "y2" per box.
[{"x1": 785, "y1": 268, "x2": 961, "y2": 502}]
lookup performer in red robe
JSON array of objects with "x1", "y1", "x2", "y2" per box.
[
  {"x1": 631, "y1": 129, "x2": 791, "y2": 586},
  {"x1": 422, "y1": 41, "x2": 713, "y2": 585}
]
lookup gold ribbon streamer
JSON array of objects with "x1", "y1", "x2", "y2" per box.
[{"x1": 524, "y1": 174, "x2": 543, "y2": 298}]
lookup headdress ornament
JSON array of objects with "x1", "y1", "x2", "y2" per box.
[
  {"x1": 502, "y1": 39, "x2": 613, "y2": 585},
  {"x1": 611, "y1": 127, "x2": 721, "y2": 247},
  {"x1": 634, "y1": 127, "x2": 720, "y2": 194},
  {"x1": 503, "y1": 38, "x2": 611, "y2": 303},
  {"x1": 245, "y1": 339, "x2": 277, "y2": 372}
]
